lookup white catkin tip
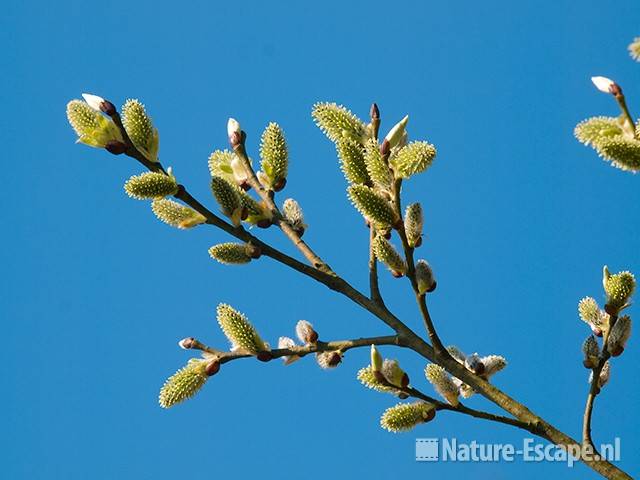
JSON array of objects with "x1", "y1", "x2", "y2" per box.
[
  {"x1": 591, "y1": 76, "x2": 615, "y2": 93},
  {"x1": 227, "y1": 118, "x2": 241, "y2": 137},
  {"x1": 82, "y1": 93, "x2": 105, "y2": 111}
]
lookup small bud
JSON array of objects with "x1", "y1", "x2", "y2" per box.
[
  {"x1": 446, "y1": 346, "x2": 467, "y2": 364},
  {"x1": 273, "y1": 178, "x2": 287, "y2": 191},
  {"x1": 124, "y1": 171, "x2": 178, "y2": 200},
  {"x1": 591, "y1": 76, "x2": 616, "y2": 94},
  {"x1": 81, "y1": 93, "x2": 107, "y2": 112},
  {"x1": 282, "y1": 198, "x2": 307, "y2": 234},
  {"x1": 380, "y1": 139, "x2": 391, "y2": 156},
  {"x1": 370, "y1": 103, "x2": 380, "y2": 120},
  {"x1": 607, "y1": 315, "x2": 631, "y2": 357},
  {"x1": 316, "y1": 351, "x2": 342, "y2": 369},
  {"x1": 380, "y1": 401, "x2": 436, "y2": 433},
  {"x1": 464, "y1": 353, "x2": 485, "y2": 375},
  {"x1": 178, "y1": 337, "x2": 195, "y2": 349},
  {"x1": 257, "y1": 351, "x2": 273, "y2": 362},
  {"x1": 158, "y1": 359, "x2": 209, "y2": 408},
  {"x1": 278, "y1": 336, "x2": 300, "y2": 365},
  {"x1": 227, "y1": 118, "x2": 242, "y2": 147},
  {"x1": 582, "y1": 335, "x2": 600, "y2": 368},
  {"x1": 295, "y1": 320, "x2": 318, "y2": 344},
  {"x1": 216, "y1": 303, "x2": 267, "y2": 355},
  {"x1": 589, "y1": 361, "x2": 611, "y2": 388},
  {"x1": 479, "y1": 355, "x2": 507, "y2": 378},
  {"x1": 256, "y1": 218, "x2": 272, "y2": 228},
  {"x1": 383, "y1": 115, "x2": 409, "y2": 149},
  {"x1": 415, "y1": 260, "x2": 436, "y2": 294},
  {"x1": 425, "y1": 364, "x2": 459, "y2": 406},
  {"x1": 229, "y1": 155, "x2": 249, "y2": 185},
  {"x1": 381, "y1": 359, "x2": 408, "y2": 388},
  {"x1": 104, "y1": 140, "x2": 127, "y2": 155},
  {"x1": 205, "y1": 360, "x2": 220, "y2": 376},
  {"x1": 370, "y1": 345, "x2": 383, "y2": 372}
]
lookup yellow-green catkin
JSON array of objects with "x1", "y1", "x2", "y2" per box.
[
  {"x1": 124, "y1": 172, "x2": 178, "y2": 200},
  {"x1": 159, "y1": 359, "x2": 208, "y2": 408}
]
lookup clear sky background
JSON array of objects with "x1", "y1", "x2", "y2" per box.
[{"x1": 2, "y1": 1, "x2": 639, "y2": 478}]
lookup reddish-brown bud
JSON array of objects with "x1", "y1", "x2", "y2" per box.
[
  {"x1": 257, "y1": 218, "x2": 272, "y2": 229},
  {"x1": 105, "y1": 140, "x2": 126, "y2": 155},
  {"x1": 610, "y1": 345, "x2": 624, "y2": 357},
  {"x1": 370, "y1": 103, "x2": 380, "y2": 120},
  {"x1": 391, "y1": 270, "x2": 404, "y2": 278},
  {"x1": 380, "y1": 139, "x2": 391, "y2": 156},
  {"x1": 205, "y1": 360, "x2": 220, "y2": 376},
  {"x1": 272, "y1": 178, "x2": 287, "y2": 192},
  {"x1": 257, "y1": 351, "x2": 273, "y2": 362},
  {"x1": 100, "y1": 100, "x2": 116, "y2": 116}
]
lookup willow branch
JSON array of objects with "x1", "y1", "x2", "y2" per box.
[{"x1": 105, "y1": 107, "x2": 631, "y2": 480}]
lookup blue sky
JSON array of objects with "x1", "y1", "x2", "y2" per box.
[{"x1": 2, "y1": 1, "x2": 639, "y2": 478}]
